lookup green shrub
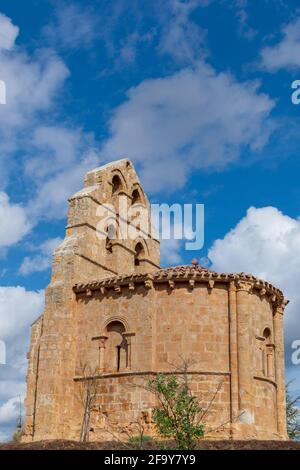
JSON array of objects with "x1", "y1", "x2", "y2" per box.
[{"x1": 148, "y1": 374, "x2": 204, "y2": 450}]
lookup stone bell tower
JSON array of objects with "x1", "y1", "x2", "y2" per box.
[
  {"x1": 24, "y1": 159, "x2": 160, "y2": 440},
  {"x1": 59, "y1": 158, "x2": 160, "y2": 283}
]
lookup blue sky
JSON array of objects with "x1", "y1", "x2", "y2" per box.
[{"x1": 0, "y1": 0, "x2": 300, "y2": 440}]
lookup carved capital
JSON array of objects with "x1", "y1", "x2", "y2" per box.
[
  {"x1": 144, "y1": 279, "x2": 153, "y2": 289},
  {"x1": 229, "y1": 281, "x2": 236, "y2": 292},
  {"x1": 235, "y1": 280, "x2": 252, "y2": 293}
]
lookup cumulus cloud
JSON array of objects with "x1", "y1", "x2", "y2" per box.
[
  {"x1": 0, "y1": 396, "x2": 23, "y2": 425},
  {"x1": 260, "y1": 16, "x2": 300, "y2": 71},
  {"x1": 0, "y1": 286, "x2": 44, "y2": 340},
  {"x1": 0, "y1": 49, "x2": 69, "y2": 131},
  {"x1": 0, "y1": 13, "x2": 19, "y2": 51},
  {"x1": 157, "y1": 0, "x2": 209, "y2": 64},
  {"x1": 0, "y1": 286, "x2": 44, "y2": 440},
  {"x1": 160, "y1": 239, "x2": 183, "y2": 265},
  {"x1": 102, "y1": 62, "x2": 274, "y2": 192},
  {"x1": 208, "y1": 206, "x2": 300, "y2": 365},
  {"x1": 43, "y1": 2, "x2": 99, "y2": 50},
  {"x1": 0, "y1": 11, "x2": 69, "y2": 189},
  {"x1": 25, "y1": 126, "x2": 87, "y2": 180},
  {"x1": 0, "y1": 192, "x2": 31, "y2": 250},
  {"x1": 0, "y1": 11, "x2": 100, "y2": 243},
  {"x1": 225, "y1": 0, "x2": 257, "y2": 40},
  {"x1": 19, "y1": 237, "x2": 62, "y2": 276},
  {"x1": 27, "y1": 146, "x2": 99, "y2": 220}
]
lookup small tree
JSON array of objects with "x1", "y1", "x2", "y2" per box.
[
  {"x1": 286, "y1": 381, "x2": 300, "y2": 440},
  {"x1": 147, "y1": 373, "x2": 204, "y2": 450},
  {"x1": 12, "y1": 395, "x2": 24, "y2": 443},
  {"x1": 76, "y1": 364, "x2": 99, "y2": 442}
]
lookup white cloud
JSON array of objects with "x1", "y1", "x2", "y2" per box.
[
  {"x1": 0, "y1": 286, "x2": 44, "y2": 438},
  {"x1": 0, "y1": 396, "x2": 22, "y2": 425},
  {"x1": 0, "y1": 13, "x2": 19, "y2": 51},
  {"x1": 25, "y1": 126, "x2": 85, "y2": 180},
  {"x1": 157, "y1": 0, "x2": 209, "y2": 64},
  {"x1": 160, "y1": 239, "x2": 183, "y2": 266},
  {"x1": 27, "y1": 147, "x2": 99, "y2": 220},
  {"x1": 260, "y1": 16, "x2": 300, "y2": 71},
  {"x1": 102, "y1": 62, "x2": 274, "y2": 192},
  {"x1": 43, "y1": 3, "x2": 99, "y2": 50},
  {"x1": 19, "y1": 237, "x2": 62, "y2": 276},
  {"x1": 0, "y1": 192, "x2": 31, "y2": 250},
  {"x1": 0, "y1": 286, "x2": 44, "y2": 340},
  {"x1": 0, "y1": 12, "x2": 69, "y2": 190},
  {"x1": 208, "y1": 206, "x2": 300, "y2": 358},
  {"x1": 0, "y1": 49, "x2": 69, "y2": 131}
]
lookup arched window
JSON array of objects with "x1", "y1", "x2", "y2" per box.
[
  {"x1": 262, "y1": 327, "x2": 274, "y2": 378},
  {"x1": 112, "y1": 175, "x2": 123, "y2": 195},
  {"x1": 131, "y1": 188, "x2": 142, "y2": 205},
  {"x1": 134, "y1": 242, "x2": 145, "y2": 266},
  {"x1": 105, "y1": 321, "x2": 128, "y2": 372},
  {"x1": 263, "y1": 327, "x2": 271, "y2": 341}
]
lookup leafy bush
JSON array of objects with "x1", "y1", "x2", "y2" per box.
[
  {"x1": 148, "y1": 373, "x2": 204, "y2": 450},
  {"x1": 12, "y1": 428, "x2": 24, "y2": 443},
  {"x1": 286, "y1": 382, "x2": 300, "y2": 441}
]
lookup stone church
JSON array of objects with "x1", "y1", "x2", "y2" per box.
[{"x1": 24, "y1": 159, "x2": 288, "y2": 442}]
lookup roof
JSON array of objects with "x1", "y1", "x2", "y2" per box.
[
  {"x1": 85, "y1": 158, "x2": 129, "y2": 175},
  {"x1": 73, "y1": 264, "x2": 286, "y2": 305}
]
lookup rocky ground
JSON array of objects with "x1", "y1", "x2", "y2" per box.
[{"x1": 0, "y1": 440, "x2": 300, "y2": 450}]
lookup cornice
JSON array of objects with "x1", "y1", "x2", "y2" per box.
[{"x1": 73, "y1": 265, "x2": 288, "y2": 310}]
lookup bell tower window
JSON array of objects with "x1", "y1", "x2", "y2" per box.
[
  {"x1": 131, "y1": 188, "x2": 142, "y2": 205},
  {"x1": 112, "y1": 175, "x2": 123, "y2": 195},
  {"x1": 134, "y1": 242, "x2": 145, "y2": 267}
]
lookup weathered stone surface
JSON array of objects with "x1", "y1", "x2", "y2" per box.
[{"x1": 23, "y1": 159, "x2": 288, "y2": 442}]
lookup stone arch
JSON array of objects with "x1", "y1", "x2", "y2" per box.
[
  {"x1": 104, "y1": 320, "x2": 128, "y2": 372},
  {"x1": 111, "y1": 169, "x2": 127, "y2": 195},
  {"x1": 131, "y1": 184, "x2": 145, "y2": 206},
  {"x1": 131, "y1": 183, "x2": 146, "y2": 205},
  {"x1": 261, "y1": 326, "x2": 274, "y2": 378},
  {"x1": 262, "y1": 326, "x2": 272, "y2": 341},
  {"x1": 134, "y1": 240, "x2": 149, "y2": 267},
  {"x1": 102, "y1": 316, "x2": 130, "y2": 332}
]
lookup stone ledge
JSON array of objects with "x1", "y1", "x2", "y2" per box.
[
  {"x1": 73, "y1": 370, "x2": 231, "y2": 381},
  {"x1": 253, "y1": 375, "x2": 277, "y2": 387}
]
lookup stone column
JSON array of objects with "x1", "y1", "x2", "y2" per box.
[
  {"x1": 266, "y1": 345, "x2": 274, "y2": 378},
  {"x1": 99, "y1": 335, "x2": 108, "y2": 373},
  {"x1": 273, "y1": 304, "x2": 288, "y2": 438},
  {"x1": 228, "y1": 282, "x2": 239, "y2": 435},
  {"x1": 123, "y1": 332, "x2": 135, "y2": 369},
  {"x1": 236, "y1": 281, "x2": 255, "y2": 431},
  {"x1": 92, "y1": 335, "x2": 108, "y2": 373}
]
